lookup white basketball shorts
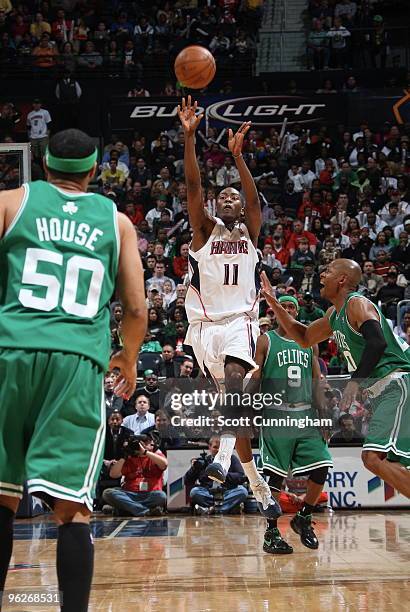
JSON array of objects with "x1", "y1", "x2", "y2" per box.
[{"x1": 185, "y1": 314, "x2": 259, "y2": 383}]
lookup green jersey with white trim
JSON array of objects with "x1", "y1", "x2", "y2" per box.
[
  {"x1": 328, "y1": 292, "x2": 410, "y2": 381},
  {"x1": 262, "y1": 330, "x2": 313, "y2": 405},
  {"x1": 0, "y1": 180, "x2": 119, "y2": 370}
]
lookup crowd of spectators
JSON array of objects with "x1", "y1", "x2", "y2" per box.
[
  {"x1": 0, "y1": 0, "x2": 262, "y2": 79},
  {"x1": 1, "y1": 2, "x2": 410, "y2": 516},
  {"x1": 306, "y1": 0, "x2": 404, "y2": 71},
  {"x1": 101, "y1": 110, "x2": 410, "y2": 453}
]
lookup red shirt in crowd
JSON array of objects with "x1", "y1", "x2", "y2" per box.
[
  {"x1": 125, "y1": 204, "x2": 144, "y2": 226},
  {"x1": 121, "y1": 452, "x2": 166, "y2": 493},
  {"x1": 287, "y1": 230, "x2": 318, "y2": 252},
  {"x1": 173, "y1": 255, "x2": 188, "y2": 278},
  {"x1": 297, "y1": 201, "x2": 323, "y2": 220},
  {"x1": 263, "y1": 239, "x2": 290, "y2": 267}
]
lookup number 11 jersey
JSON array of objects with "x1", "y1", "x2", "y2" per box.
[
  {"x1": 185, "y1": 218, "x2": 259, "y2": 323},
  {"x1": 0, "y1": 180, "x2": 119, "y2": 371}
]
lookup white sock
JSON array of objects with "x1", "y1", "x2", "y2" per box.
[
  {"x1": 241, "y1": 459, "x2": 264, "y2": 488},
  {"x1": 214, "y1": 434, "x2": 236, "y2": 470}
]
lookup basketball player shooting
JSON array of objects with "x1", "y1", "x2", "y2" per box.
[
  {"x1": 178, "y1": 96, "x2": 280, "y2": 518},
  {"x1": 0, "y1": 129, "x2": 147, "y2": 611},
  {"x1": 261, "y1": 259, "x2": 410, "y2": 498}
]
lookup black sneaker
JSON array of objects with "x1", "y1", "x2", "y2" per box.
[
  {"x1": 148, "y1": 506, "x2": 164, "y2": 517},
  {"x1": 290, "y1": 512, "x2": 319, "y2": 549},
  {"x1": 204, "y1": 462, "x2": 227, "y2": 484},
  {"x1": 263, "y1": 528, "x2": 293, "y2": 554}
]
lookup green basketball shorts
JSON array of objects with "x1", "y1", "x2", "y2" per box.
[
  {"x1": 258, "y1": 407, "x2": 333, "y2": 477},
  {"x1": 364, "y1": 372, "x2": 410, "y2": 465},
  {"x1": 0, "y1": 349, "x2": 105, "y2": 510}
]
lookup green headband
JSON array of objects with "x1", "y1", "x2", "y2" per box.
[
  {"x1": 279, "y1": 295, "x2": 299, "y2": 311},
  {"x1": 45, "y1": 147, "x2": 97, "y2": 173}
]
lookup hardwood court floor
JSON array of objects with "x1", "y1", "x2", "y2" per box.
[{"x1": 6, "y1": 511, "x2": 410, "y2": 612}]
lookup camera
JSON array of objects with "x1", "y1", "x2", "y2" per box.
[
  {"x1": 122, "y1": 434, "x2": 150, "y2": 457},
  {"x1": 193, "y1": 449, "x2": 208, "y2": 469}
]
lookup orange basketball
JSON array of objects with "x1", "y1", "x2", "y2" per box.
[{"x1": 174, "y1": 46, "x2": 216, "y2": 89}]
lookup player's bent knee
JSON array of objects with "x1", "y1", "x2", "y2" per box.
[
  {"x1": 362, "y1": 450, "x2": 382, "y2": 473},
  {"x1": 0, "y1": 494, "x2": 20, "y2": 514},
  {"x1": 309, "y1": 466, "x2": 329, "y2": 486},
  {"x1": 54, "y1": 499, "x2": 91, "y2": 524}
]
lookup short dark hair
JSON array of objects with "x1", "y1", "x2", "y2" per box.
[
  {"x1": 47, "y1": 129, "x2": 96, "y2": 182},
  {"x1": 339, "y1": 414, "x2": 354, "y2": 425}
]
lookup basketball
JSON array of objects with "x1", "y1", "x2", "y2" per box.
[{"x1": 174, "y1": 46, "x2": 216, "y2": 89}]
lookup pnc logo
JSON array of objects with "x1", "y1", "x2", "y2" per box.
[{"x1": 368, "y1": 475, "x2": 396, "y2": 501}]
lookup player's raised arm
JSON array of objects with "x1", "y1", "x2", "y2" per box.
[
  {"x1": 228, "y1": 122, "x2": 261, "y2": 245},
  {"x1": 177, "y1": 96, "x2": 215, "y2": 247},
  {"x1": 110, "y1": 214, "x2": 147, "y2": 398},
  {"x1": 260, "y1": 272, "x2": 333, "y2": 347}
]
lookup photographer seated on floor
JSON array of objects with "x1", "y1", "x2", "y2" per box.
[
  {"x1": 96, "y1": 410, "x2": 133, "y2": 510},
  {"x1": 184, "y1": 436, "x2": 249, "y2": 515},
  {"x1": 102, "y1": 433, "x2": 168, "y2": 516}
]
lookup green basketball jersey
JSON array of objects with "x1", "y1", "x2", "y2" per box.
[
  {"x1": 262, "y1": 330, "x2": 313, "y2": 405},
  {"x1": 0, "y1": 181, "x2": 119, "y2": 371},
  {"x1": 329, "y1": 292, "x2": 410, "y2": 381}
]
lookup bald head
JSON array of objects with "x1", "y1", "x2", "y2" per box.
[
  {"x1": 331, "y1": 258, "x2": 362, "y2": 288},
  {"x1": 320, "y1": 258, "x2": 362, "y2": 303}
]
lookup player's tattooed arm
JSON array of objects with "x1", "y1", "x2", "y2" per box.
[
  {"x1": 260, "y1": 272, "x2": 333, "y2": 347},
  {"x1": 178, "y1": 95, "x2": 215, "y2": 249},
  {"x1": 228, "y1": 121, "x2": 261, "y2": 245}
]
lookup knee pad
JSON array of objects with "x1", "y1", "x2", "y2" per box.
[
  {"x1": 265, "y1": 472, "x2": 284, "y2": 493},
  {"x1": 308, "y1": 466, "x2": 329, "y2": 486}
]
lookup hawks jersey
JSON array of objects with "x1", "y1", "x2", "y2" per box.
[
  {"x1": 329, "y1": 292, "x2": 410, "y2": 381},
  {"x1": 262, "y1": 330, "x2": 314, "y2": 405},
  {"x1": 185, "y1": 218, "x2": 259, "y2": 323},
  {"x1": 0, "y1": 181, "x2": 119, "y2": 371}
]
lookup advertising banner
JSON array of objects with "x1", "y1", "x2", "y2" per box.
[
  {"x1": 167, "y1": 447, "x2": 410, "y2": 510},
  {"x1": 109, "y1": 90, "x2": 410, "y2": 138},
  {"x1": 109, "y1": 94, "x2": 346, "y2": 137}
]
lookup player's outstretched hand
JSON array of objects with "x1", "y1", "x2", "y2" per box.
[
  {"x1": 228, "y1": 121, "x2": 251, "y2": 157},
  {"x1": 109, "y1": 350, "x2": 137, "y2": 400},
  {"x1": 177, "y1": 95, "x2": 203, "y2": 135},
  {"x1": 260, "y1": 271, "x2": 280, "y2": 310}
]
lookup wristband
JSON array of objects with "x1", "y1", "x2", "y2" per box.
[{"x1": 233, "y1": 153, "x2": 242, "y2": 159}]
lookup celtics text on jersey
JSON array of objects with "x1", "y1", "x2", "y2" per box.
[{"x1": 262, "y1": 330, "x2": 314, "y2": 406}]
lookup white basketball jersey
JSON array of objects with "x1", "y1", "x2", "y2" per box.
[{"x1": 185, "y1": 218, "x2": 259, "y2": 323}]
